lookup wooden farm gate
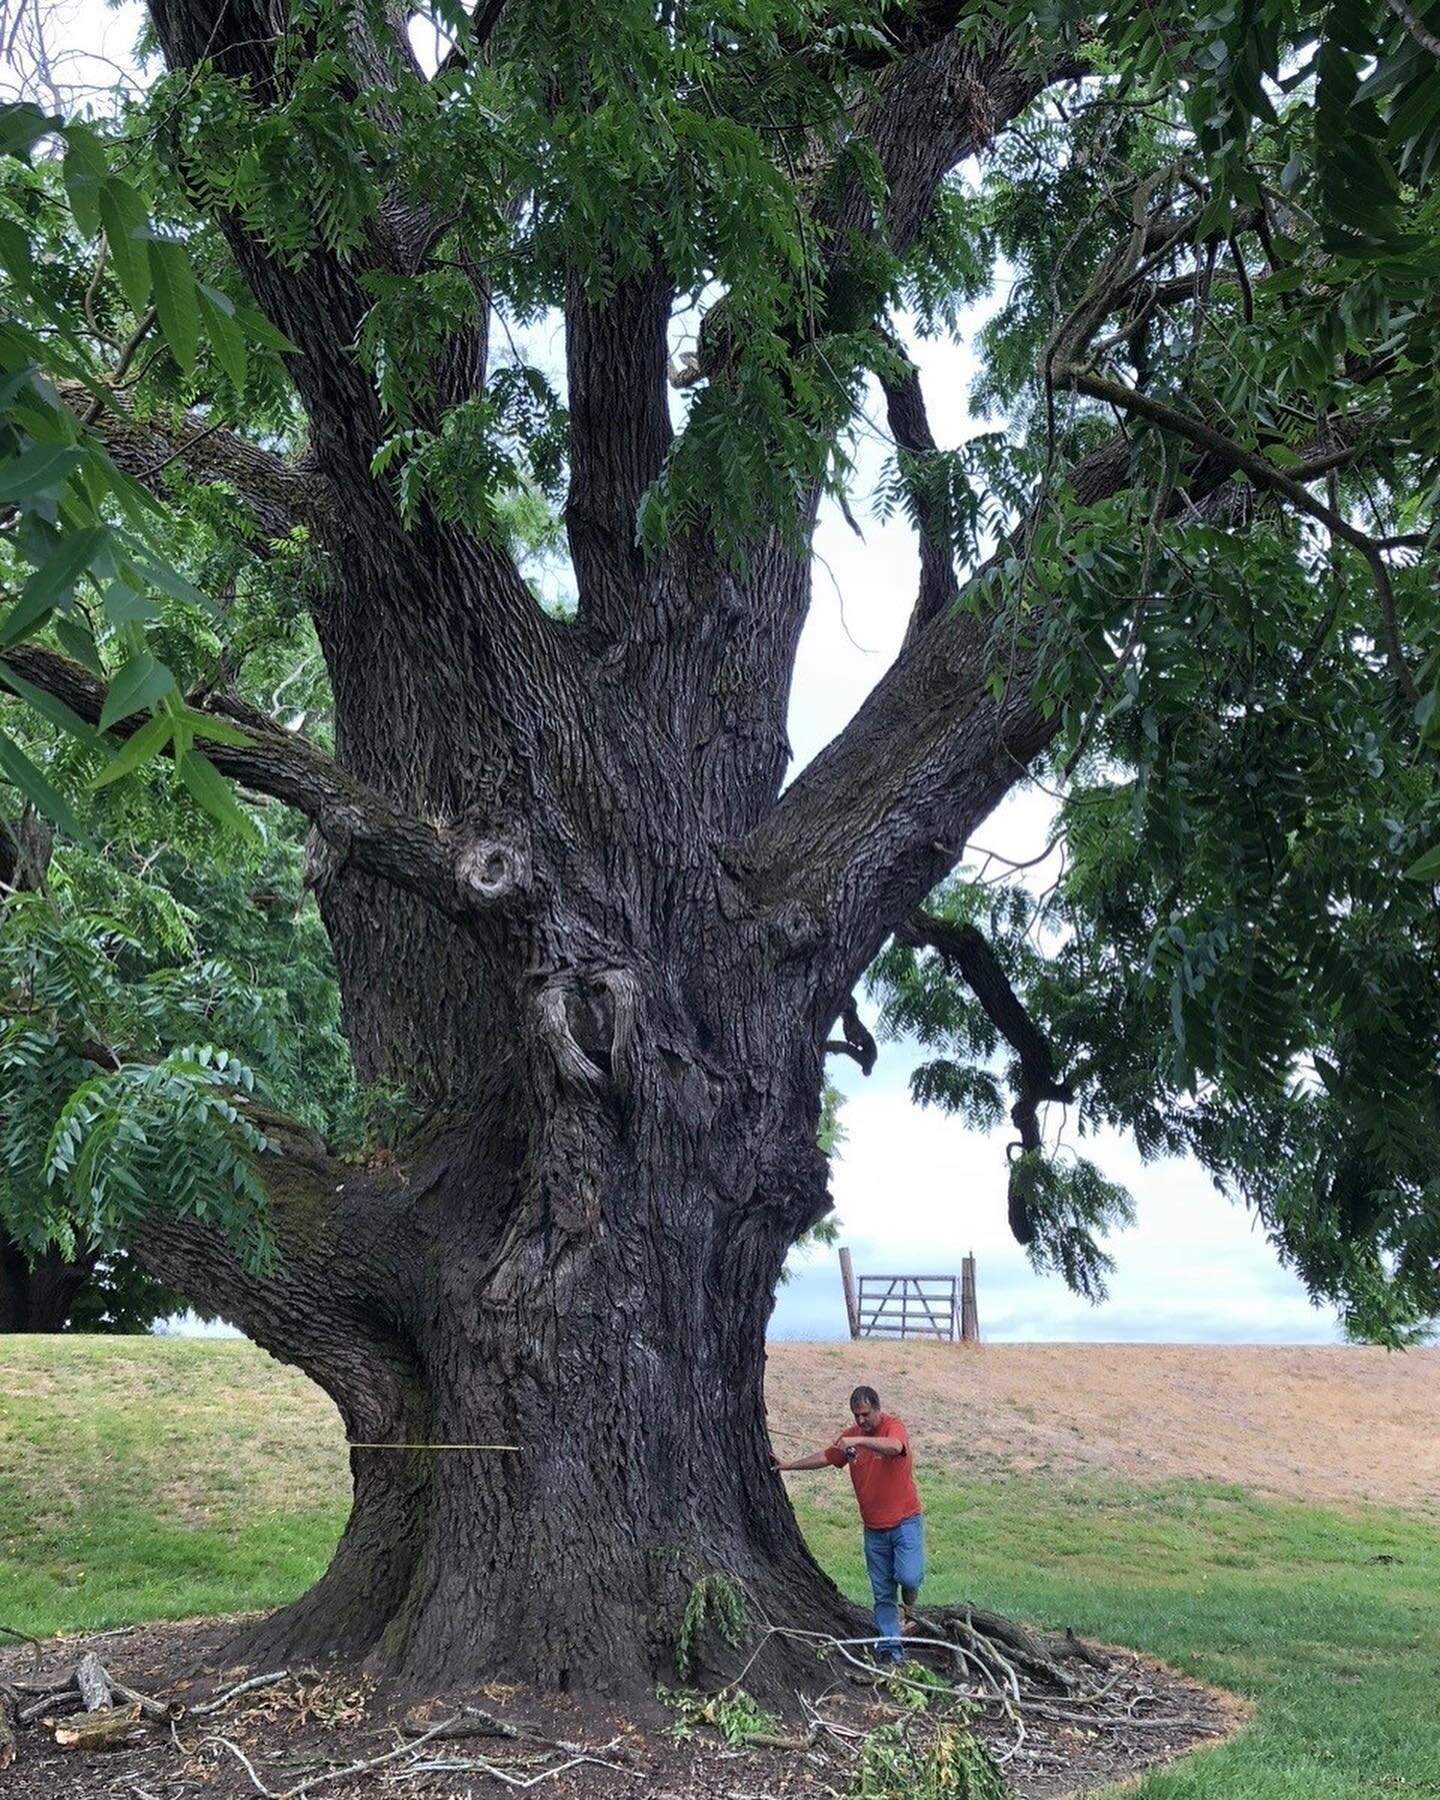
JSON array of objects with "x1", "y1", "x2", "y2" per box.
[{"x1": 839, "y1": 1248, "x2": 979, "y2": 1343}]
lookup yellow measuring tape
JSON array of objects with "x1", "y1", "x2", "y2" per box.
[{"x1": 348, "y1": 1442, "x2": 520, "y2": 1451}]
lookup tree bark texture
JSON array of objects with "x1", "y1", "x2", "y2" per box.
[
  {"x1": 129, "y1": 620, "x2": 1032, "y2": 1691},
  {"x1": 0, "y1": 1234, "x2": 97, "y2": 1332},
  {"x1": 134, "y1": 1084, "x2": 856, "y2": 1695}
]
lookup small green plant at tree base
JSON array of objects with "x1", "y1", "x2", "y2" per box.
[
  {"x1": 880, "y1": 1657, "x2": 954, "y2": 1713},
  {"x1": 660, "y1": 1685, "x2": 779, "y2": 1747},
  {"x1": 854, "y1": 1719, "x2": 1007, "y2": 1800},
  {"x1": 675, "y1": 1571, "x2": 750, "y2": 1680}
]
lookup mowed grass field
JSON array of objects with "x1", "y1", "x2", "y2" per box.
[{"x1": 2, "y1": 1337, "x2": 1439, "y2": 1797}]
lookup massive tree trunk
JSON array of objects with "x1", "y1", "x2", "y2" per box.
[
  {"x1": 124, "y1": 548, "x2": 1054, "y2": 1691},
  {"x1": 0, "y1": 1235, "x2": 97, "y2": 1332},
  {"x1": 66, "y1": 0, "x2": 1096, "y2": 1703},
  {"x1": 135, "y1": 999, "x2": 857, "y2": 1695}
]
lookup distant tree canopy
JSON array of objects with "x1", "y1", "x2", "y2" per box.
[{"x1": 0, "y1": 0, "x2": 1437, "y2": 1689}]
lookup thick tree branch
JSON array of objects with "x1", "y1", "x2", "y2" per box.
[
  {"x1": 896, "y1": 910, "x2": 1072, "y2": 1244},
  {"x1": 732, "y1": 419, "x2": 1145, "y2": 995},
  {"x1": 434, "y1": 0, "x2": 510, "y2": 76},
  {"x1": 0, "y1": 643, "x2": 527, "y2": 923},
  {"x1": 663, "y1": 33, "x2": 1081, "y2": 836},
  {"x1": 881, "y1": 347, "x2": 960, "y2": 648},
  {"x1": 565, "y1": 269, "x2": 673, "y2": 637},
  {"x1": 0, "y1": 808, "x2": 52, "y2": 893},
  {"x1": 897, "y1": 909, "x2": 1069, "y2": 1104},
  {"x1": 142, "y1": 0, "x2": 482, "y2": 502},
  {"x1": 1387, "y1": 0, "x2": 1440, "y2": 58},
  {"x1": 851, "y1": 36, "x2": 1084, "y2": 260},
  {"x1": 59, "y1": 381, "x2": 331, "y2": 545}
]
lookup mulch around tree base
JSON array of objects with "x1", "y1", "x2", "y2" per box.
[{"x1": 1, "y1": 1615, "x2": 1248, "y2": 1800}]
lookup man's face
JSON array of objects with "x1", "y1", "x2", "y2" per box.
[{"x1": 851, "y1": 1399, "x2": 880, "y2": 1433}]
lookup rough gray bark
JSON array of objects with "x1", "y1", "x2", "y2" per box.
[{"x1": 135, "y1": 1088, "x2": 848, "y2": 1695}]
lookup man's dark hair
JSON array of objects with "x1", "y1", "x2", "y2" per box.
[{"x1": 849, "y1": 1385, "x2": 880, "y2": 1409}]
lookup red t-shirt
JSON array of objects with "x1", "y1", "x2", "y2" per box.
[{"x1": 824, "y1": 1414, "x2": 921, "y2": 1529}]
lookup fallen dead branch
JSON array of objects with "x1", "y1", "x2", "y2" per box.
[
  {"x1": 106, "y1": 1676, "x2": 182, "y2": 1724},
  {"x1": 54, "y1": 1700, "x2": 143, "y2": 1751},
  {"x1": 189, "y1": 1669, "x2": 292, "y2": 1717},
  {"x1": 400, "y1": 1701, "x2": 639, "y2": 1764},
  {"x1": 18, "y1": 1689, "x2": 82, "y2": 1726},
  {"x1": 74, "y1": 1652, "x2": 112, "y2": 1713},
  {"x1": 400, "y1": 1701, "x2": 528, "y2": 1741},
  {"x1": 392, "y1": 1749, "x2": 639, "y2": 1789}
]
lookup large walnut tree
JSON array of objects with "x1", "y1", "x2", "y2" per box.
[{"x1": 1, "y1": 0, "x2": 1438, "y2": 1694}]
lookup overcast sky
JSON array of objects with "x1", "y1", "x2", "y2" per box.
[{"x1": 11, "y1": 9, "x2": 1347, "y2": 1346}]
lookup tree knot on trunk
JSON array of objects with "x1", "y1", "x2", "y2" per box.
[
  {"x1": 767, "y1": 899, "x2": 826, "y2": 960},
  {"x1": 535, "y1": 965, "x2": 642, "y2": 1098},
  {"x1": 454, "y1": 834, "x2": 531, "y2": 907},
  {"x1": 591, "y1": 966, "x2": 641, "y2": 1097}
]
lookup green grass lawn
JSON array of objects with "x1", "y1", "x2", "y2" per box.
[
  {"x1": 792, "y1": 1479, "x2": 1440, "y2": 1798},
  {"x1": 3, "y1": 1337, "x2": 1438, "y2": 1796}
]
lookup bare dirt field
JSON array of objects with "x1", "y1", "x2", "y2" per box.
[{"x1": 764, "y1": 1340, "x2": 1440, "y2": 1510}]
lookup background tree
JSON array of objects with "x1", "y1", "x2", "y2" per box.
[{"x1": 0, "y1": 0, "x2": 1437, "y2": 1698}]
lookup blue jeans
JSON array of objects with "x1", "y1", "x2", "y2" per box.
[{"x1": 863, "y1": 1512, "x2": 925, "y2": 1660}]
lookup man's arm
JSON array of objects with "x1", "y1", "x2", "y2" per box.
[
  {"x1": 846, "y1": 1436, "x2": 905, "y2": 1457},
  {"x1": 771, "y1": 1450, "x2": 836, "y2": 1471}
]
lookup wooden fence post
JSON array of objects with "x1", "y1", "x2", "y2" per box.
[
  {"x1": 960, "y1": 1253, "x2": 979, "y2": 1344},
  {"x1": 839, "y1": 1246, "x2": 860, "y2": 1340}
]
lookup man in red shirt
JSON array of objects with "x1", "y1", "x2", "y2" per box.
[{"x1": 772, "y1": 1384, "x2": 925, "y2": 1665}]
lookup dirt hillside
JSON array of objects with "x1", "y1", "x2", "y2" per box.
[{"x1": 764, "y1": 1340, "x2": 1440, "y2": 1510}]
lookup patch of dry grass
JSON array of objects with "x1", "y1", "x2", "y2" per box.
[{"x1": 764, "y1": 1339, "x2": 1440, "y2": 1511}]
